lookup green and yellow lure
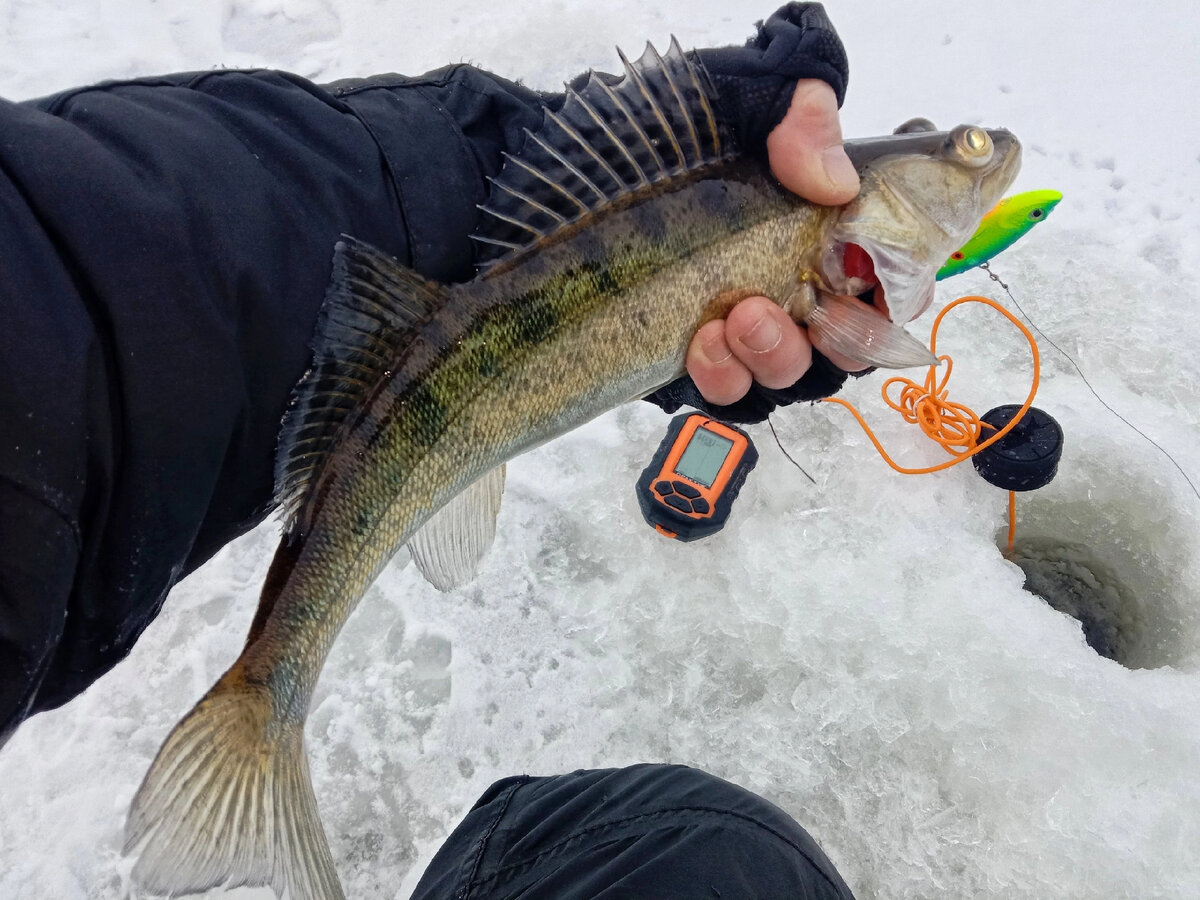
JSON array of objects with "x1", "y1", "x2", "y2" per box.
[{"x1": 937, "y1": 189, "x2": 1062, "y2": 280}]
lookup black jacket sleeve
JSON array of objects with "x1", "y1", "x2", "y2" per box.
[
  {"x1": 0, "y1": 64, "x2": 546, "y2": 739},
  {"x1": 0, "y1": 3, "x2": 848, "y2": 741}
]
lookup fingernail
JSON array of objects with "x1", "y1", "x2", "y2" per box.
[
  {"x1": 701, "y1": 333, "x2": 733, "y2": 365},
  {"x1": 738, "y1": 315, "x2": 781, "y2": 353},
  {"x1": 821, "y1": 145, "x2": 859, "y2": 195}
]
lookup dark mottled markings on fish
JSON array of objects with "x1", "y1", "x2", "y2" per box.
[{"x1": 303, "y1": 161, "x2": 787, "y2": 544}]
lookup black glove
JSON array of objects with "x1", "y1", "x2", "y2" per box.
[
  {"x1": 645, "y1": 351, "x2": 855, "y2": 424},
  {"x1": 644, "y1": 3, "x2": 855, "y2": 424},
  {"x1": 694, "y1": 3, "x2": 849, "y2": 153}
]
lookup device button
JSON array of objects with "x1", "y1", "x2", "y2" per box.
[
  {"x1": 672, "y1": 480, "x2": 701, "y2": 498},
  {"x1": 691, "y1": 497, "x2": 710, "y2": 514},
  {"x1": 664, "y1": 494, "x2": 693, "y2": 513},
  {"x1": 654, "y1": 480, "x2": 674, "y2": 496}
]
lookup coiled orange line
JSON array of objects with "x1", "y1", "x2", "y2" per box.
[{"x1": 821, "y1": 295, "x2": 1041, "y2": 550}]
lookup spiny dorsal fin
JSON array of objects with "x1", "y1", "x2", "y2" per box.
[
  {"x1": 473, "y1": 37, "x2": 733, "y2": 269},
  {"x1": 274, "y1": 238, "x2": 449, "y2": 534}
]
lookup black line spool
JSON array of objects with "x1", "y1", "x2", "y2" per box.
[{"x1": 972, "y1": 405, "x2": 1064, "y2": 491}]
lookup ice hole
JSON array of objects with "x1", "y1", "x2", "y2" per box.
[
  {"x1": 997, "y1": 463, "x2": 1200, "y2": 670},
  {"x1": 1007, "y1": 538, "x2": 1138, "y2": 664}
]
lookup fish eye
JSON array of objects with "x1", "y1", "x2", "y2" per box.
[{"x1": 946, "y1": 125, "x2": 994, "y2": 168}]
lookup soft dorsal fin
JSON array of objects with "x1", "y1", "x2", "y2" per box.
[
  {"x1": 473, "y1": 37, "x2": 734, "y2": 269},
  {"x1": 274, "y1": 238, "x2": 449, "y2": 534}
]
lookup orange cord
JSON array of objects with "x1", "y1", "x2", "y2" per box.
[
  {"x1": 821, "y1": 295, "x2": 1040, "y2": 549},
  {"x1": 1007, "y1": 489, "x2": 1017, "y2": 552}
]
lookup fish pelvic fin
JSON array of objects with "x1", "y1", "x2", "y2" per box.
[
  {"x1": 124, "y1": 669, "x2": 345, "y2": 900},
  {"x1": 409, "y1": 464, "x2": 506, "y2": 591},
  {"x1": 276, "y1": 237, "x2": 451, "y2": 538}
]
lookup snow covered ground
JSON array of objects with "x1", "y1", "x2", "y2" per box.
[{"x1": 1, "y1": 0, "x2": 1198, "y2": 897}]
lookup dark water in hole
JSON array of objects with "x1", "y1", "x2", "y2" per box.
[{"x1": 1007, "y1": 541, "x2": 1138, "y2": 665}]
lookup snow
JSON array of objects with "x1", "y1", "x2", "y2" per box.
[{"x1": 1, "y1": 1, "x2": 1198, "y2": 897}]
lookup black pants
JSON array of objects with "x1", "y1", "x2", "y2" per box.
[{"x1": 412, "y1": 764, "x2": 856, "y2": 899}]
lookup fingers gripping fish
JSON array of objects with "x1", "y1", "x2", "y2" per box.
[{"x1": 124, "y1": 41, "x2": 1021, "y2": 899}]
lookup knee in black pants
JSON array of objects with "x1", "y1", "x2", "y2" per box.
[{"x1": 412, "y1": 763, "x2": 855, "y2": 899}]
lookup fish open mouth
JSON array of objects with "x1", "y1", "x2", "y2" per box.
[
  {"x1": 804, "y1": 240, "x2": 939, "y2": 370},
  {"x1": 842, "y1": 242, "x2": 889, "y2": 318},
  {"x1": 821, "y1": 240, "x2": 937, "y2": 327}
]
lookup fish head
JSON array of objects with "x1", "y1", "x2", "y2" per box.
[{"x1": 823, "y1": 125, "x2": 1022, "y2": 324}]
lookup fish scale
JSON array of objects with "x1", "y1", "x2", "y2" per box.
[{"x1": 124, "y1": 38, "x2": 1020, "y2": 900}]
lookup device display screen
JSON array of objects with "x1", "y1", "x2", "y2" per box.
[{"x1": 675, "y1": 428, "x2": 734, "y2": 487}]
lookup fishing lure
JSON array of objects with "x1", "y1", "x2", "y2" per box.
[{"x1": 937, "y1": 189, "x2": 1062, "y2": 280}]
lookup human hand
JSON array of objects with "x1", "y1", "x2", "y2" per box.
[{"x1": 684, "y1": 79, "x2": 866, "y2": 406}]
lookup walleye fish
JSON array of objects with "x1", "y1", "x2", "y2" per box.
[{"x1": 124, "y1": 41, "x2": 1020, "y2": 899}]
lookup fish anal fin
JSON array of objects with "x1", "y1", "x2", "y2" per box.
[
  {"x1": 124, "y1": 667, "x2": 345, "y2": 900},
  {"x1": 474, "y1": 38, "x2": 734, "y2": 270},
  {"x1": 275, "y1": 238, "x2": 452, "y2": 535},
  {"x1": 410, "y1": 465, "x2": 506, "y2": 592}
]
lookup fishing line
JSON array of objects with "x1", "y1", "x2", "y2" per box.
[
  {"x1": 822, "y1": 295, "x2": 1040, "y2": 472},
  {"x1": 767, "y1": 415, "x2": 816, "y2": 484},
  {"x1": 772, "y1": 272, "x2": 1196, "y2": 547},
  {"x1": 819, "y1": 295, "x2": 1036, "y2": 548},
  {"x1": 979, "y1": 262, "x2": 1200, "y2": 502}
]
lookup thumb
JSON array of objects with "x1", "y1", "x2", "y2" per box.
[{"x1": 766, "y1": 80, "x2": 860, "y2": 207}]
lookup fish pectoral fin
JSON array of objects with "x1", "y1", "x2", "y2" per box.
[
  {"x1": 806, "y1": 293, "x2": 938, "y2": 370},
  {"x1": 125, "y1": 668, "x2": 345, "y2": 900},
  {"x1": 409, "y1": 464, "x2": 506, "y2": 592}
]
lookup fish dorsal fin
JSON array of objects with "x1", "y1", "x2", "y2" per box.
[
  {"x1": 275, "y1": 238, "x2": 448, "y2": 534},
  {"x1": 409, "y1": 464, "x2": 506, "y2": 591},
  {"x1": 473, "y1": 37, "x2": 734, "y2": 269}
]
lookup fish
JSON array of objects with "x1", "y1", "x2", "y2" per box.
[
  {"x1": 123, "y1": 40, "x2": 1021, "y2": 900},
  {"x1": 937, "y1": 189, "x2": 1062, "y2": 279}
]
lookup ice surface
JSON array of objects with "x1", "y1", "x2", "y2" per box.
[{"x1": 1, "y1": 1, "x2": 1198, "y2": 898}]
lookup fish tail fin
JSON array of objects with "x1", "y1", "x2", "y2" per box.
[{"x1": 124, "y1": 667, "x2": 344, "y2": 900}]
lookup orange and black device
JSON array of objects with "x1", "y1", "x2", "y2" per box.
[{"x1": 636, "y1": 413, "x2": 759, "y2": 541}]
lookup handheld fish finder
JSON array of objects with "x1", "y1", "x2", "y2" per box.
[{"x1": 637, "y1": 414, "x2": 758, "y2": 541}]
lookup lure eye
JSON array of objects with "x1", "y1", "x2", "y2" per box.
[
  {"x1": 946, "y1": 125, "x2": 994, "y2": 168},
  {"x1": 1029, "y1": 208, "x2": 1044, "y2": 220}
]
